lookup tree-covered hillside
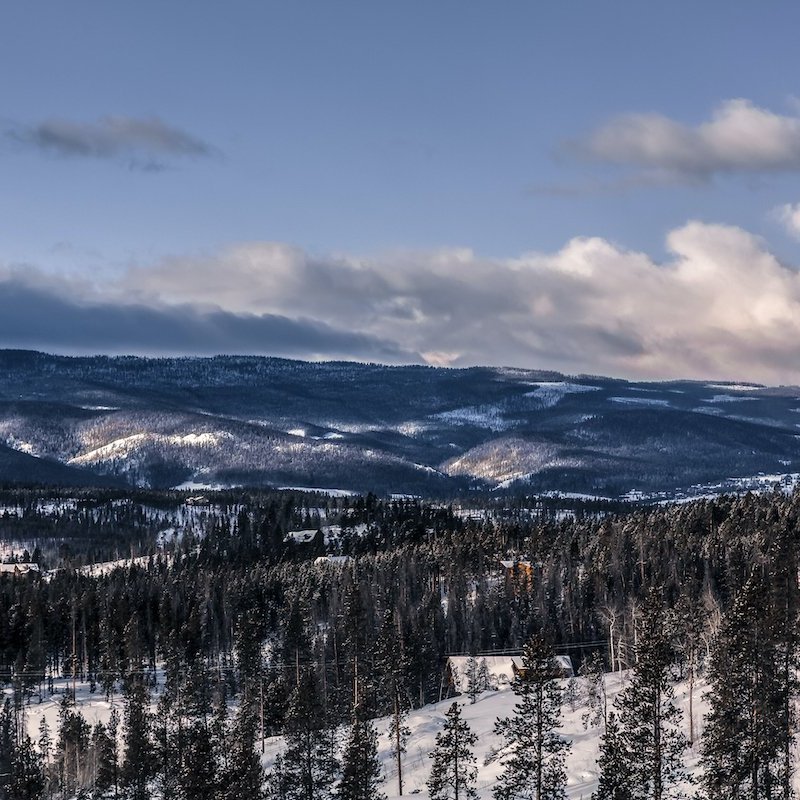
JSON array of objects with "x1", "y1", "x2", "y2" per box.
[
  {"x1": 0, "y1": 350, "x2": 798, "y2": 496},
  {"x1": 1, "y1": 487, "x2": 800, "y2": 796}
]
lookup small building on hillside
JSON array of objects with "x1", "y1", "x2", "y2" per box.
[
  {"x1": 511, "y1": 654, "x2": 574, "y2": 682},
  {"x1": 284, "y1": 529, "x2": 324, "y2": 549},
  {"x1": 499, "y1": 559, "x2": 535, "y2": 578},
  {"x1": 446, "y1": 653, "x2": 573, "y2": 694},
  {"x1": 314, "y1": 555, "x2": 351, "y2": 568},
  {"x1": 0, "y1": 563, "x2": 41, "y2": 577},
  {"x1": 446, "y1": 655, "x2": 518, "y2": 693}
]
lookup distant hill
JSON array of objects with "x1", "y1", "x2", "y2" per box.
[
  {"x1": 0, "y1": 350, "x2": 797, "y2": 498},
  {"x1": 0, "y1": 441, "x2": 122, "y2": 488}
]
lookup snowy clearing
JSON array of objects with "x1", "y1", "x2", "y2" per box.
[{"x1": 10, "y1": 669, "x2": 721, "y2": 799}]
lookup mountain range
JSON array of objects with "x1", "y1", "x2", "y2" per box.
[{"x1": 0, "y1": 349, "x2": 798, "y2": 499}]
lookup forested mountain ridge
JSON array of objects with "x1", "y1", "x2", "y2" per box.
[{"x1": 0, "y1": 349, "x2": 799, "y2": 498}]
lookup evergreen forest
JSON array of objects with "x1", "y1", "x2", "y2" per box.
[{"x1": 0, "y1": 486, "x2": 799, "y2": 798}]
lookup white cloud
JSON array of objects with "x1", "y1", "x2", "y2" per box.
[
  {"x1": 576, "y1": 99, "x2": 800, "y2": 180},
  {"x1": 109, "y1": 221, "x2": 800, "y2": 384},
  {"x1": 776, "y1": 202, "x2": 800, "y2": 239}
]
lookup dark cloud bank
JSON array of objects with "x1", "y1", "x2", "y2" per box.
[{"x1": 0, "y1": 279, "x2": 413, "y2": 362}]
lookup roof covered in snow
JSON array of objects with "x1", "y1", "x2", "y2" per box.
[
  {"x1": 0, "y1": 562, "x2": 40, "y2": 575},
  {"x1": 447, "y1": 654, "x2": 574, "y2": 691},
  {"x1": 285, "y1": 529, "x2": 321, "y2": 544}
]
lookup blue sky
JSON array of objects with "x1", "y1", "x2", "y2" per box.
[{"x1": 3, "y1": 2, "x2": 800, "y2": 382}]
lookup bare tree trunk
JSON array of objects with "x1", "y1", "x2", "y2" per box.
[{"x1": 394, "y1": 692, "x2": 404, "y2": 796}]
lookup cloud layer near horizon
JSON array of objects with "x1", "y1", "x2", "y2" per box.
[
  {"x1": 576, "y1": 99, "x2": 800, "y2": 181},
  {"x1": 0, "y1": 276, "x2": 411, "y2": 362},
  {"x1": 4, "y1": 220, "x2": 800, "y2": 384}
]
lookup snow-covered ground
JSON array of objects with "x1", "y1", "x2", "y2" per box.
[
  {"x1": 525, "y1": 382, "x2": 600, "y2": 409},
  {"x1": 367, "y1": 672, "x2": 703, "y2": 799},
  {"x1": 9, "y1": 669, "x2": 721, "y2": 799},
  {"x1": 609, "y1": 396, "x2": 671, "y2": 408}
]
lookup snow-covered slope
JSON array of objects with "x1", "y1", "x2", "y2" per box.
[{"x1": 12, "y1": 670, "x2": 724, "y2": 799}]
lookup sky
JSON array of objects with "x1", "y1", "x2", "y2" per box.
[{"x1": 3, "y1": 2, "x2": 800, "y2": 383}]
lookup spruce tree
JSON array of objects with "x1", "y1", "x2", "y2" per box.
[
  {"x1": 374, "y1": 609, "x2": 410, "y2": 796},
  {"x1": 700, "y1": 572, "x2": 788, "y2": 799},
  {"x1": 337, "y1": 710, "x2": 385, "y2": 800},
  {"x1": 120, "y1": 676, "x2": 152, "y2": 800},
  {"x1": 8, "y1": 732, "x2": 45, "y2": 800},
  {"x1": 612, "y1": 590, "x2": 687, "y2": 800},
  {"x1": 265, "y1": 753, "x2": 288, "y2": 800},
  {"x1": 220, "y1": 682, "x2": 265, "y2": 800},
  {"x1": 282, "y1": 669, "x2": 338, "y2": 800},
  {"x1": 464, "y1": 657, "x2": 480, "y2": 704},
  {"x1": 493, "y1": 634, "x2": 570, "y2": 800},
  {"x1": 427, "y1": 702, "x2": 478, "y2": 800},
  {"x1": 592, "y1": 712, "x2": 632, "y2": 800},
  {"x1": 90, "y1": 721, "x2": 117, "y2": 799}
]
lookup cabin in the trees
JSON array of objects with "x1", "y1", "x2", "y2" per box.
[
  {"x1": 445, "y1": 655, "x2": 575, "y2": 693},
  {"x1": 0, "y1": 562, "x2": 40, "y2": 577},
  {"x1": 314, "y1": 555, "x2": 351, "y2": 568},
  {"x1": 446, "y1": 653, "x2": 574, "y2": 695},
  {"x1": 446, "y1": 655, "x2": 516, "y2": 693},
  {"x1": 512, "y1": 654, "x2": 574, "y2": 681},
  {"x1": 499, "y1": 559, "x2": 535, "y2": 578},
  {"x1": 499, "y1": 559, "x2": 536, "y2": 593},
  {"x1": 284, "y1": 528, "x2": 324, "y2": 549}
]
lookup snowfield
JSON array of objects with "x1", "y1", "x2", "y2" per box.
[{"x1": 525, "y1": 382, "x2": 600, "y2": 409}]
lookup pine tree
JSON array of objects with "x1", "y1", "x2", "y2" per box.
[
  {"x1": 220, "y1": 682, "x2": 265, "y2": 800},
  {"x1": 282, "y1": 669, "x2": 338, "y2": 800},
  {"x1": 337, "y1": 710, "x2": 385, "y2": 800},
  {"x1": 592, "y1": 712, "x2": 632, "y2": 800},
  {"x1": 265, "y1": 753, "x2": 288, "y2": 800},
  {"x1": 8, "y1": 732, "x2": 45, "y2": 800},
  {"x1": 579, "y1": 653, "x2": 607, "y2": 732},
  {"x1": 492, "y1": 634, "x2": 570, "y2": 800},
  {"x1": 178, "y1": 666, "x2": 218, "y2": 800},
  {"x1": 37, "y1": 715, "x2": 51, "y2": 765},
  {"x1": 427, "y1": 702, "x2": 478, "y2": 800},
  {"x1": 387, "y1": 701, "x2": 410, "y2": 798},
  {"x1": 55, "y1": 692, "x2": 90, "y2": 798},
  {"x1": 477, "y1": 659, "x2": 492, "y2": 693},
  {"x1": 464, "y1": 657, "x2": 480, "y2": 704},
  {"x1": 768, "y1": 515, "x2": 800, "y2": 799},
  {"x1": 153, "y1": 672, "x2": 179, "y2": 800},
  {"x1": 90, "y1": 720, "x2": 117, "y2": 799},
  {"x1": 374, "y1": 609, "x2": 411, "y2": 796},
  {"x1": 120, "y1": 676, "x2": 152, "y2": 800},
  {"x1": 613, "y1": 590, "x2": 687, "y2": 800},
  {"x1": 669, "y1": 595, "x2": 706, "y2": 747},
  {"x1": 107, "y1": 707, "x2": 120, "y2": 800},
  {"x1": 700, "y1": 572, "x2": 788, "y2": 799}
]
